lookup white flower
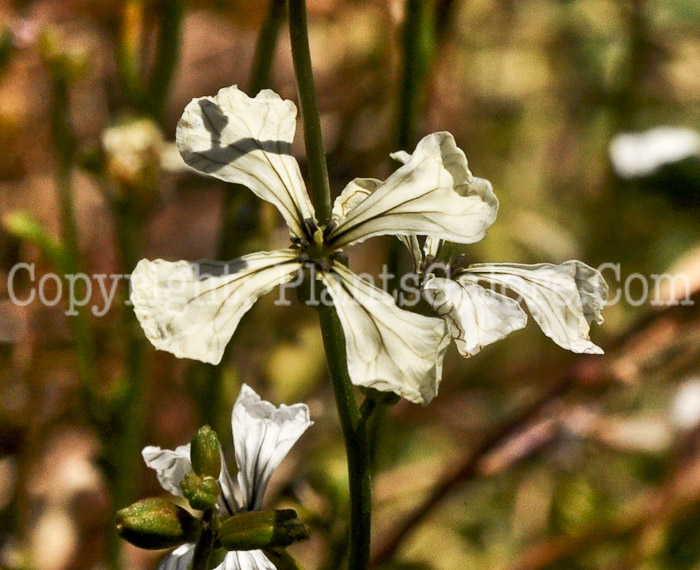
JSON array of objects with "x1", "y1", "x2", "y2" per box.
[
  {"x1": 609, "y1": 127, "x2": 700, "y2": 179},
  {"x1": 131, "y1": 85, "x2": 500, "y2": 404},
  {"x1": 396, "y1": 174, "x2": 607, "y2": 357},
  {"x1": 143, "y1": 383, "x2": 313, "y2": 570}
]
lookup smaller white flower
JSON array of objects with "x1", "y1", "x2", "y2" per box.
[
  {"x1": 142, "y1": 384, "x2": 313, "y2": 570},
  {"x1": 609, "y1": 127, "x2": 700, "y2": 179}
]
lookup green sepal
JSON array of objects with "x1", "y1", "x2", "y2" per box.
[
  {"x1": 181, "y1": 472, "x2": 220, "y2": 511},
  {"x1": 360, "y1": 386, "x2": 401, "y2": 406},
  {"x1": 218, "y1": 509, "x2": 310, "y2": 551},
  {"x1": 116, "y1": 497, "x2": 199, "y2": 550},
  {"x1": 191, "y1": 425, "x2": 222, "y2": 478}
]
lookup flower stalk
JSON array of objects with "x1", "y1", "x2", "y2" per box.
[
  {"x1": 288, "y1": 2, "x2": 372, "y2": 567},
  {"x1": 288, "y1": 0, "x2": 331, "y2": 223},
  {"x1": 319, "y1": 305, "x2": 372, "y2": 570}
]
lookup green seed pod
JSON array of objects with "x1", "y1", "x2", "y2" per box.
[
  {"x1": 180, "y1": 472, "x2": 221, "y2": 511},
  {"x1": 116, "y1": 497, "x2": 199, "y2": 550},
  {"x1": 190, "y1": 425, "x2": 222, "y2": 478},
  {"x1": 218, "y1": 509, "x2": 309, "y2": 551}
]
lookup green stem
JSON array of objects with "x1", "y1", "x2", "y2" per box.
[
  {"x1": 192, "y1": 511, "x2": 215, "y2": 570},
  {"x1": 50, "y1": 72, "x2": 100, "y2": 427},
  {"x1": 318, "y1": 305, "x2": 371, "y2": 570},
  {"x1": 106, "y1": 196, "x2": 148, "y2": 569},
  {"x1": 396, "y1": 0, "x2": 434, "y2": 150},
  {"x1": 288, "y1": 0, "x2": 331, "y2": 223},
  {"x1": 116, "y1": 0, "x2": 146, "y2": 109},
  {"x1": 147, "y1": 0, "x2": 186, "y2": 120},
  {"x1": 249, "y1": 0, "x2": 286, "y2": 95}
]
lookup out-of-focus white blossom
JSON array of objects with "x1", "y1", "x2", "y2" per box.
[{"x1": 609, "y1": 127, "x2": 700, "y2": 179}]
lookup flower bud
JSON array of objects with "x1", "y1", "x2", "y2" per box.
[
  {"x1": 180, "y1": 472, "x2": 220, "y2": 511},
  {"x1": 116, "y1": 497, "x2": 199, "y2": 550},
  {"x1": 190, "y1": 425, "x2": 222, "y2": 478},
  {"x1": 218, "y1": 509, "x2": 309, "y2": 551}
]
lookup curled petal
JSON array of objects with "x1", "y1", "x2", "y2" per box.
[
  {"x1": 176, "y1": 86, "x2": 315, "y2": 239},
  {"x1": 331, "y1": 178, "x2": 381, "y2": 222},
  {"x1": 423, "y1": 277, "x2": 528, "y2": 356},
  {"x1": 460, "y1": 261, "x2": 608, "y2": 354},
  {"x1": 142, "y1": 445, "x2": 192, "y2": 497},
  {"x1": 158, "y1": 544, "x2": 195, "y2": 570},
  {"x1": 131, "y1": 250, "x2": 303, "y2": 365},
  {"x1": 217, "y1": 550, "x2": 276, "y2": 570},
  {"x1": 233, "y1": 384, "x2": 312, "y2": 511},
  {"x1": 321, "y1": 264, "x2": 450, "y2": 405},
  {"x1": 327, "y1": 132, "x2": 498, "y2": 248}
]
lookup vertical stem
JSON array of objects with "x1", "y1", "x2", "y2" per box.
[
  {"x1": 50, "y1": 73, "x2": 100, "y2": 425},
  {"x1": 318, "y1": 304, "x2": 371, "y2": 570},
  {"x1": 192, "y1": 511, "x2": 215, "y2": 570},
  {"x1": 117, "y1": 0, "x2": 146, "y2": 109},
  {"x1": 396, "y1": 0, "x2": 434, "y2": 151},
  {"x1": 288, "y1": 0, "x2": 331, "y2": 223},
  {"x1": 249, "y1": 0, "x2": 286, "y2": 95},
  {"x1": 287, "y1": 2, "x2": 372, "y2": 567},
  {"x1": 147, "y1": 0, "x2": 186, "y2": 120}
]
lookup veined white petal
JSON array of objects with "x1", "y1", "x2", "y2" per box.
[
  {"x1": 233, "y1": 384, "x2": 312, "y2": 511},
  {"x1": 158, "y1": 544, "x2": 195, "y2": 570},
  {"x1": 330, "y1": 178, "x2": 381, "y2": 222},
  {"x1": 142, "y1": 445, "x2": 192, "y2": 497},
  {"x1": 321, "y1": 264, "x2": 450, "y2": 405},
  {"x1": 460, "y1": 261, "x2": 608, "y2": 354},
  {"x1": 217, "y1": 550, "x2": 276, "y2": 570},
  {"x1": 176, "y1": 86, "x2": 315, "y2": 238},
  {"x1": 328, "y1": 132, "x2": 498, "y2": 248},
  {"x1": 131, "y1": 250, "x2": 302, "y2": 365},
  {"x1": 423, "y1": 277, "x2": 528, "y2": 356}
]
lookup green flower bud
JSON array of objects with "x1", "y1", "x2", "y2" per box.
[
  {"x1": 218, "y1": 509, "x2": 309, "y2": 551},
  {"x1": 116, "y1": 497, "x2": 199, "y2": 550},
  {"x1": 190, "y1": 425, "x2": 222, "y2": 478},
  {"x1": 180, "y1": 471, "x2": 220, "y2": 511}
]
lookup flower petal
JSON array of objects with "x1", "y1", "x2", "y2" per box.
[
  {"x1": 142, "y1": 445, "x2": 192, "y2": 497},
  {"x1": 321, "y1": 264, "x2": 450, "y2": 405},
  {"x1": 232, "y1": 384, "x2": 312, "y2": 511},
  {"x1": 327, "y1": 132, "x2": 498, "y2": 248},
  {"x1": 176, "y1": 85, "x2": 315, "y2": 239},
  {"x1": 131, "y1": 250, "x2": 302, "y2": 365},
  {"x1": 330, "y1": 178, "x2": 381, "y2": 222},
  {"x1": 423, "y1": 277, "x2": 528, "y2": 356},
  {"x1": 460, "y1": 261, "x2": 607, "y2": 354},
  {"x1": 217, "y1": 550, "x2": 277, "y2": 570},
  {"x1": 158, "y1": 544, "x2": 195, "y2": 570}
]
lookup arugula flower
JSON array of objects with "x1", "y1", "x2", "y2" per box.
[
  {"x1": 396, "y1": 173, "x2": 608, "y2": 357},
  {"x1": 130, "y1": 85, "x2": 499, "y2": 404},
  {"x1": 143, "y1": 383, "x2": 312, "y2": 570}
]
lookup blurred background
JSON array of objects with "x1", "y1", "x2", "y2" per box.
[{"x1": 1, "y1": 0, "x2": 700, "y2": 569}]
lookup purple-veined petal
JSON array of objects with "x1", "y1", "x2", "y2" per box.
[
  {"x1": 327, "y1": 132, "x2": 498, "y2": 248},
  {"x1": 216, "y1": 550, "x2": 277, "y2": 570},
  {"x1": 157, "y1": 544, "x2": 195, "y2": 570},
  {"x1": 423, "y1": 276, "x2": 528, "y2": 356},
  {"x1": 176, "y1": 86, "x2": 315, "y2": 239},
  {"x1": 460, "y1": 261, "x2": 607, "y2": 354},
  {"x1": 130, "y1": 250, "x2": 302, "y2": 365},
  {"x1": 142, "y1": 445, "x2": 191, "y2": 497},
  {"x1": 233, "y1": 384, "x2": 312, "y2": 511},
  {"x1": 321, "y1": 263, "x2": 450, "y2": 405}
]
